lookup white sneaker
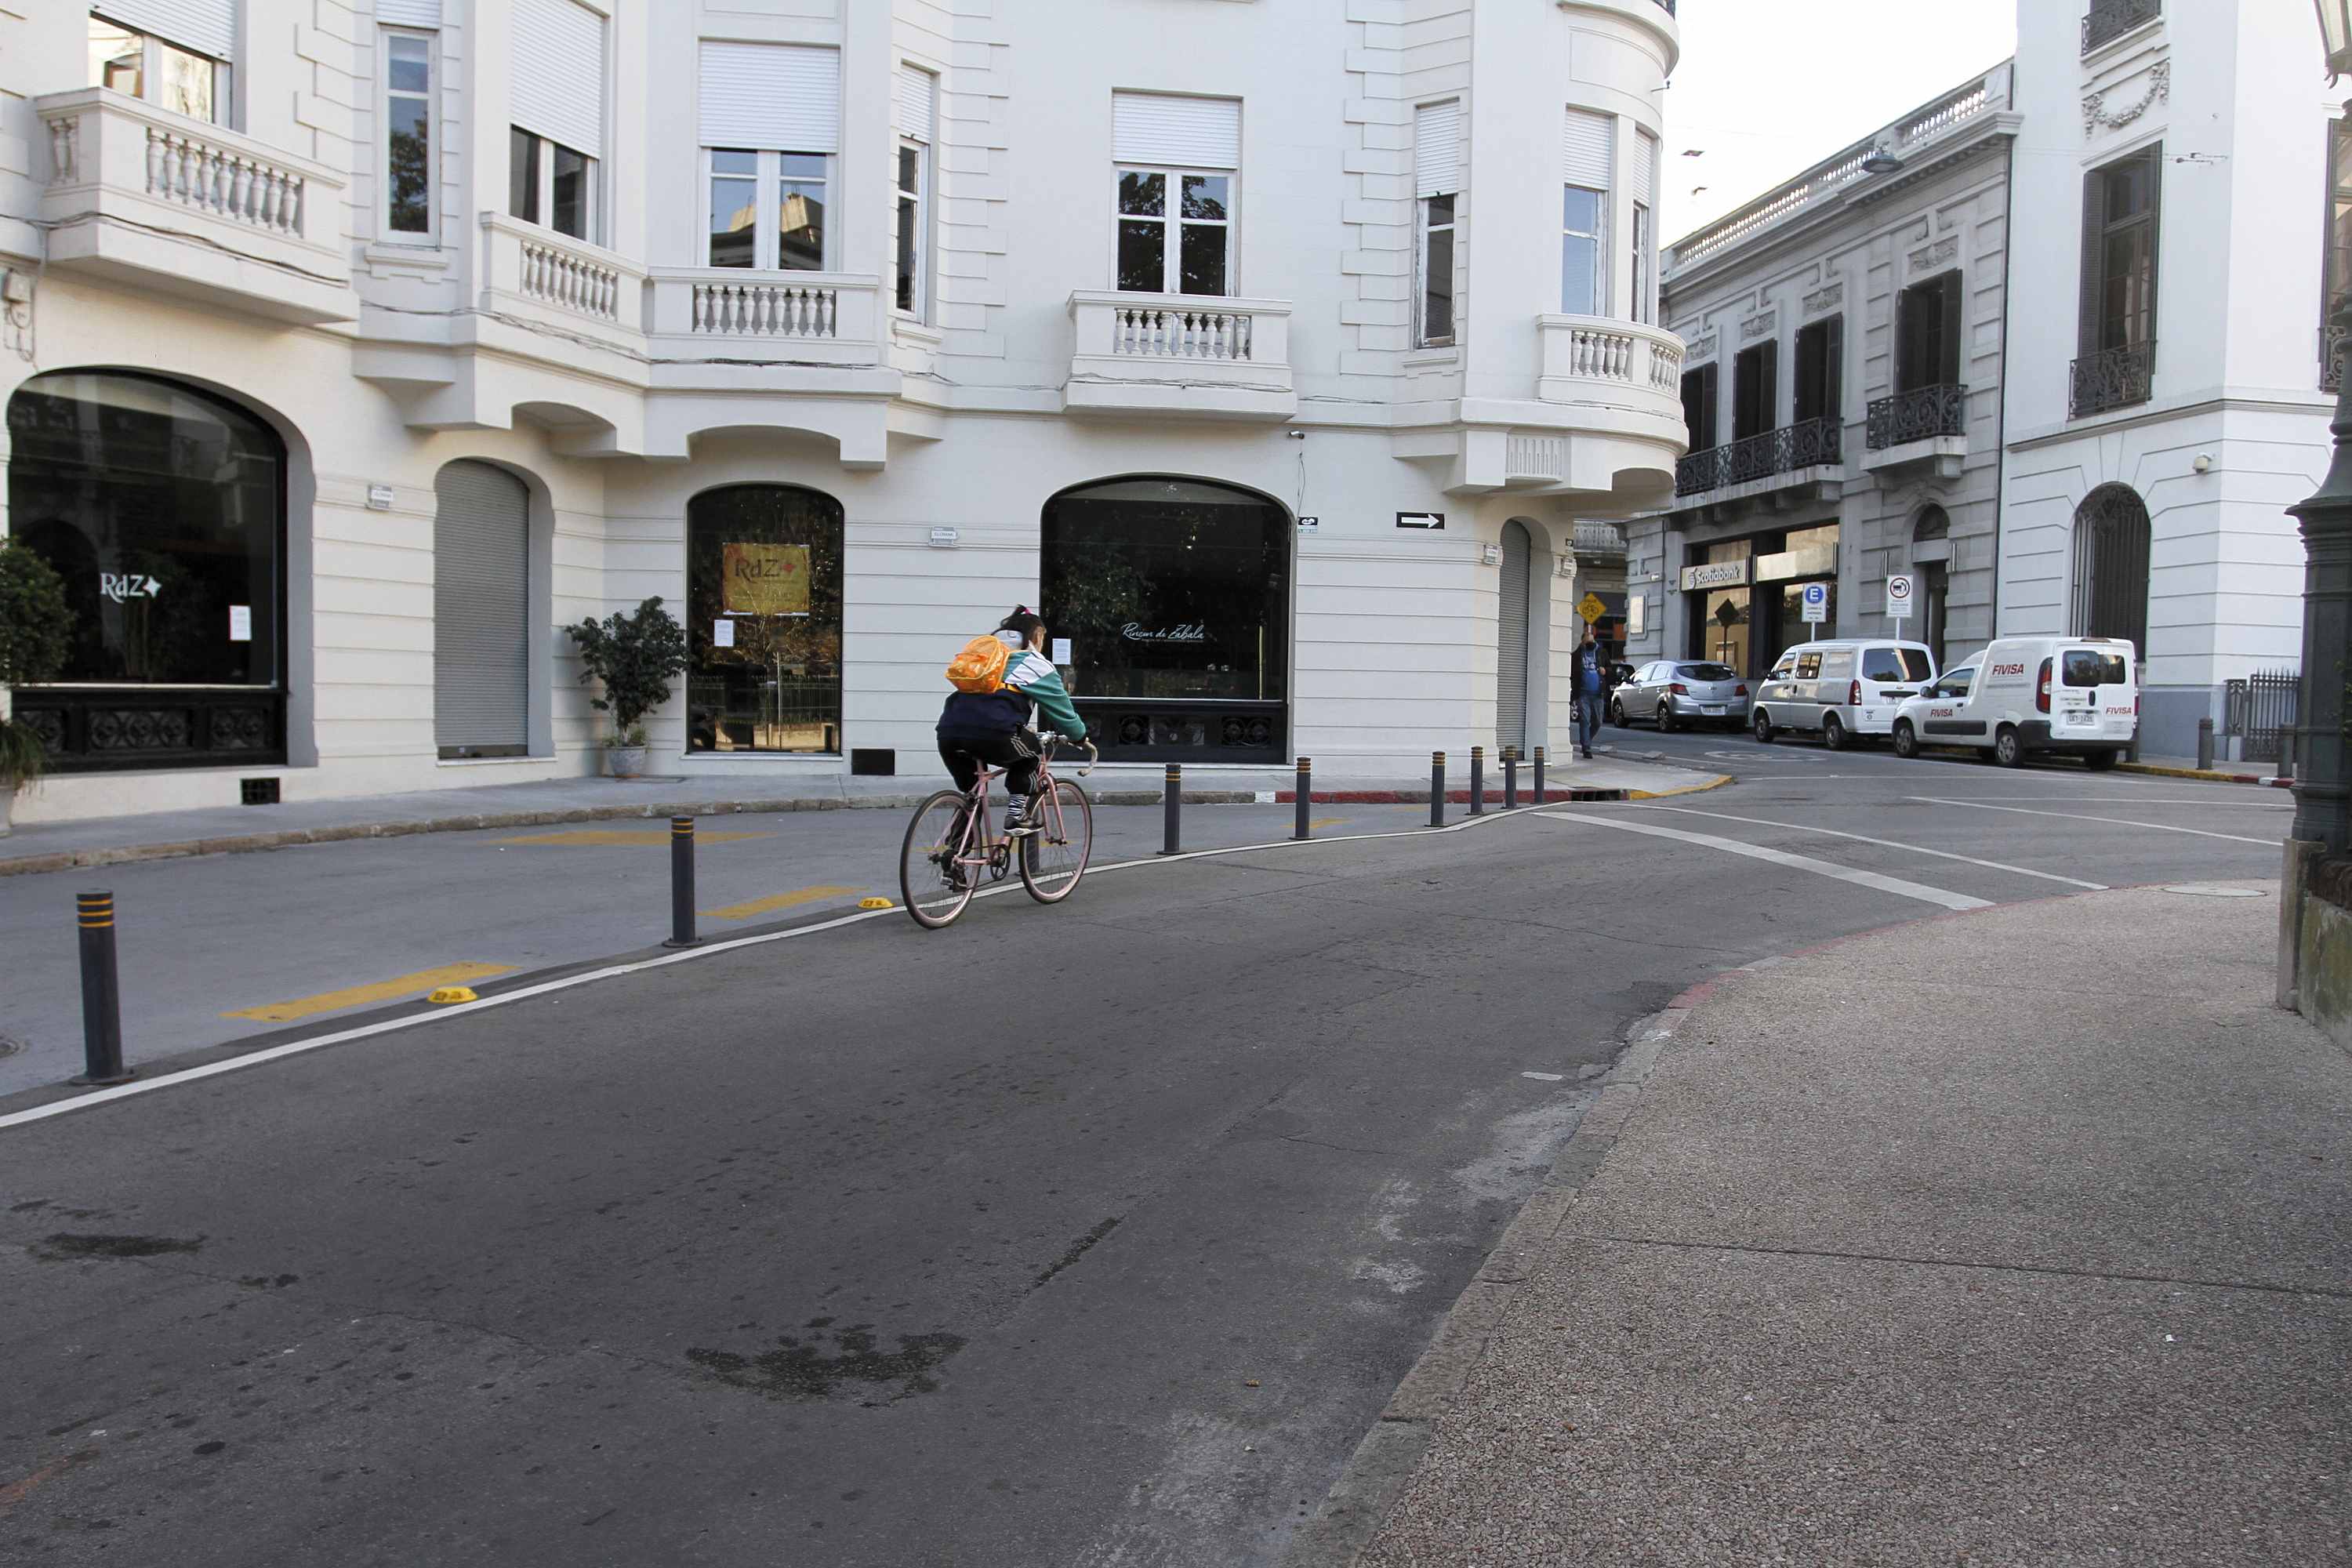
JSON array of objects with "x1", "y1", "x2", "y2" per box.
[{"x1": 1004, "y1": 800, "x2": 1035, "y2": 837}]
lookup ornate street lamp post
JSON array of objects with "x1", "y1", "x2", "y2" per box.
[{"x1": 2293, "y1": 4, "x2": 2352, "y2": 853}]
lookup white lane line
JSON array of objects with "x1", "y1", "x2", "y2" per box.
[
  {"x1": 1905, "y1": 797, "x2": 2283, "y2": 846},
  {"x1": 1533, "y1": 811, "x2": 1993, "y2": 912},
  {"x1": 1635, "y1": 804, "x2": 2107, "y2": 890}
]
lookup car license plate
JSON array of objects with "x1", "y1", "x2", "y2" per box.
[{"x1": 1702, "y1": 704, "x2": 1725, "y2": 715}]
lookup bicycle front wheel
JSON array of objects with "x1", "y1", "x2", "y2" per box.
[
  {"x1": 901, "y1": 790, "x2": 979, "y2": 927},
  {"x1": 1019, "y1": 779, "x2": 1093, "y2": 903}
]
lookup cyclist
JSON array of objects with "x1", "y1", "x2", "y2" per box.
[{"x1": 937, "y1": 607, "x2": 1087, "y2": 839}]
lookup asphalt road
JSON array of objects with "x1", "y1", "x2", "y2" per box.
[{"x1": 0, "y1": 732, "x2": 2292, "y2": 1567}]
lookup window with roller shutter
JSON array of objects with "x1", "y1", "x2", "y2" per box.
[{"x1": 434, "y1": 461, "x2": 532, "y2": 760}]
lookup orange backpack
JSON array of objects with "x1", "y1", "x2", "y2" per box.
[{"x1": 945, "y1": 633, "x2": 1011, "y2": 693}]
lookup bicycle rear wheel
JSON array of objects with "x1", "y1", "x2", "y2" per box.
[
  {"x1": 901, "y1": 790, "x2": 979, "y2": 927},
  {"x1": 1018, "y1": 779, "x2": 1092, "y2": 903}
]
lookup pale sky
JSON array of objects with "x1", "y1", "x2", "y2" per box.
[{"x1": 1660, "y1": 0, "x2": 2020, "y2": 244}]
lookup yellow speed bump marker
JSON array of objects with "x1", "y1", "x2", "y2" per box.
[
  {"x1": 223, "y1": 961, "x2": 516, "y2": 1022},
  {"x1": 858, "y1": 898, "x2": 894, "y2": 909},
  {"x1": 428, "y1": 986, "x2": 477, "y2": 1004}
]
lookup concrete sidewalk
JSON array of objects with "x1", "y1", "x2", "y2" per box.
[
  {"x1": 0, "y1": 756, "x2": 1721, "y2": 877},
  {"x1": 1296, "y1": 880, "x2": 2352, "y2": 1566}
]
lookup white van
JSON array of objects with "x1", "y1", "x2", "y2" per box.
[
  {"x1": 1750, "y1": 638, "x2": 1938, "y2": 750},
  {"x1": 1888, "y1": 636, "x2": 2137, "y2": 769}
]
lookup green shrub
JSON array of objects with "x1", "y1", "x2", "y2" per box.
[
  {"x1": 563, "y1": 596, "x2": 690, "y2": 746},
  {"x1": 0, "y1": 543, "x2": 74, "y2": 789}
]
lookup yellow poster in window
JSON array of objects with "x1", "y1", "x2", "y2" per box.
[{"x1": 722, "y1": 543, "x2": 811, "y2": 615}]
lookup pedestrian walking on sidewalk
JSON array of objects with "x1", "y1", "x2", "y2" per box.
[{"x1": 1573, "y1": 626, "x2": 1607, "y2": 760}]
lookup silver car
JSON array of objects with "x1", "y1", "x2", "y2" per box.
[{"x1": 1610, "y1": 660, "x2": 1751, "y2": 731}]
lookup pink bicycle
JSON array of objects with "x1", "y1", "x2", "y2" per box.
[{"x1": 898, "y1": 731, "x2": 1096, "y2": 927}]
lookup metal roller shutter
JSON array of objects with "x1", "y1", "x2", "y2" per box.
[
  {"x1": 1563, "y1": 107, "x2": 1613, "y2": 191},
  {"x1": 96, "y1": 0, "x2": 235, "y2": 60},
  {"x1": 1415, "y1": 100, "x2": 1461, "y2": 198},
  {"x1": 699, "y1": 42, "x2": 840, "y2": 153},
  {"x1": 1112, "y1": 93, "x2": 1240, "y2": 169},
  {"x1": 434, "y1": 461, "x2": 531, "y2": 757},
  {"x1": 898, "y1": 64, "x2": 935, "y2": 145},
  {"x1": 511, "y1": 0, "x2": 604, "y2": 154},
  {"x1": 1497, "y1": 521, "x2": 1531, "y2": 752}
]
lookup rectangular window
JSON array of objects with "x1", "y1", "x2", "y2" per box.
[
  {"x1": 1116, "y1": 169, "x2": 1229, "y2": 296},
  {"x1": 1562, "y1": 107, "x2": 1613, "y2": 316},
  {"x1": 896, "y1": 64, "x2": 935, "y2": 318},
  {"x1": 1792, "y1": 315, "x2": 1843, "y2": 421},
  {"x1": 1895, "y1": 272, "x2": 1960, "y2": 391},
  {"x1": 2328, "y1": 116, "x2": 2352, "y2": 388},
  {"x1": 1112, "y1": 93, "x2": 1240, "y2": 297},
  {"x1": 510, "y1": 129, "x2": 596, "y2": 240},
  {"x1": 1633, "y1": 129, "x2": 1660, "y2": 324},
  {"x1": 1732, "y1": 340, "x2": 1777, "y2": 440},
  {"x1": 2082, "y1": 149, "x2": 2159, "y2": 354},
  {"x1": 89, "y1": 14, "x2": 227, "y2": 124},
  {"x1": 1414, "y1": 101, "x2": 1461, "y2": 346},
  {"x1": 1679, "y1": 363, "x2": 1719, "y2": 451},
  {"x1": 699, "y1": 42, "x2": 840, "y2": 273},
  {"x1": 384, "y1": 30, "x2": 434, "y2": 238}
]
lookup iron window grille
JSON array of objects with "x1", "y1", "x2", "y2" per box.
[{"x1": 2082, "y1": 0, "x2": 2160, "y2": 54}]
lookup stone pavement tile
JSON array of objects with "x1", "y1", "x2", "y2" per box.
[
  {"x1": 1349, "y1": 883, "x2": 2352, "y2": 1567},
  {"x1": 1359, "y1": 1241, "x2": 2350, "y2": 1568}
]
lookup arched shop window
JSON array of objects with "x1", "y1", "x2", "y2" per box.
[
  {"x1": 685, "y1": 484, "x2": 844, "y2": 753},
  {"x1": 5, "y1": 371, "x2": 285, "y2": 771},
  {"x1": 1040, "y1": 477, "x2": 1290, "y2": 761},
  {"x1": 2072, "y1": 484, "x2": 2151, "y2": 653}
]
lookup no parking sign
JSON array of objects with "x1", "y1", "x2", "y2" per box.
[{"x1": 1886, "y1": 574, "x2": 1915, "y2": 625}]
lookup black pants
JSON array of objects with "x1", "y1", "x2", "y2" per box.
[{"x1": 938, "y1": 728, "x2": 1041, "y2": 799}]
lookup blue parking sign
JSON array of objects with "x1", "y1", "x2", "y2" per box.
[{"x1": 1801, "y1": 581, "x2": 1828, "y2": 623}]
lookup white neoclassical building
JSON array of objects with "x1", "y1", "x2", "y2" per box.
[
  {"x1": 1625, "y1": 0, "x2": 2336, "y2": 760},
  {"x1": 0, "y1": 0, "x2": 1686, "y2": 823}
]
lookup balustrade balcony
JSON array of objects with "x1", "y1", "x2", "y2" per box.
[
  {"x1": 647, "y1": 269, "x2": 885, "y2": 369},
  {"x1": 477, "y1": 213, "x2": 646, "y2": 354},
  {"x1": 2069, "y1": 341, "x2": 2156, "y2": 419},
  {"x1": 34, "y1": 86, "x2": 351, "y2": 324},
  {"x1": 1534, "y1": 315, "x2": 1686, "y2": 425},
  {"x1": 1065, "y1": 291, "x2": 1294, "y2": 419}
]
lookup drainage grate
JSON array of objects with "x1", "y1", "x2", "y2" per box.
[{"x1": 240, "y1": 777, "x2": 281, "y2": 805}]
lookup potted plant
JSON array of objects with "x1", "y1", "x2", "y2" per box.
[
  {"x1": 564, "y1": 596, "x2": 690, "y2": 779},
  {"x1": 0, "y1": 542, "x2": 74, "y2": 836}
]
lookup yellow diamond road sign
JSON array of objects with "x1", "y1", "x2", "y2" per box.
[{"x1": 1577, "y1": 593, "x2": 1607, "y2": 623}]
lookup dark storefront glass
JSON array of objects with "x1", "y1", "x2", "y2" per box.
[
  {"x1": 5, "y1": 371, "x2": 285, "y2": 770},
  {"x1": 684, "y1": 484, "x2": 843, "y2": 754},
  {"x1": 1040, "y1": 477, "x2": 1289, "y2": 760}
]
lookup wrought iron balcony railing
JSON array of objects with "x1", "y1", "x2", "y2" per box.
[
  {"x1": 1865, "y1": 383, "x2": 1968, "y2": 449},
  {"x1": 2082, "y1": 0, "x2": 2159, "y2": 53},
  {"x1": 1675, "y1": 416, "x2": 1842, "y2": 498},
  {"x1": 2069, "y1": 341, "x2": 2156, "y2": 419}
]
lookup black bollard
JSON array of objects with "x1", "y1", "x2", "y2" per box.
[
  {"x1": 2196, "y1": 717, "x2": 2215, "y2": 771},
  {"x1": 1502, "y1": 746, "x2": 1519, "y2": 810},
  {"x1": 1533, "y1": 746, "x2": 1547, "y2": 806},
  {"x1": 1468, "y1": 746, "x2": 1486, "y2": 815},
  {"x1": 1160, "y1": 763, "x2": 1182, "y2": 855},
  {"x1": 1294, "y1": 757, "x2": 1312, "y2": 840},
  {"x1": 73, "y1": 891, "x2": 131, "y2": 1086},
  {"x1": 663, "y1": 817, "x2": 699, "y2": 948},
  {"x1": 1429, "y1": 751, "x2": 1446, "y2": 827}
]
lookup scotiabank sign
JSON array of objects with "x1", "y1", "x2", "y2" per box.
[{"x1": 1680, "y1": 560, "x2": 1750, "y2": 591}]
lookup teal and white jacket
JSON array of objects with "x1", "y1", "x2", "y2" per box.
[{"x1": 937, "y1": 633, "x2": 1088, "y2": 739}]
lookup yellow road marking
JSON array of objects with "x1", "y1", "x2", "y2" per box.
[
  {"x1": 493, "y1": 829, "x2": 772, "y2": 846},
  {"x1": 223, "y1": 962, "x2": 518, "y2": 1022},
  {"x1": 701, "y1": 885, "x2": 865, "y2": 920},
  {"x1": 1308, "y1": 817, "x2": 1352, "y2": 829}
]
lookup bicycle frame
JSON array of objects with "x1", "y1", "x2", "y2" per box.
[{"x1": 942, "y1": 734, "x2": 1092, "y2": 882}]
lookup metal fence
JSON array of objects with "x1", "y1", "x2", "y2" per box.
[{"x1": 2224, "y1": 670, "x2": 2299, "y2": 764}]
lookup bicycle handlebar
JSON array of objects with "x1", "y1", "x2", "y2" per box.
[{"x1": 1037, "y1": 731, "x2": 1098, "y2": 777}]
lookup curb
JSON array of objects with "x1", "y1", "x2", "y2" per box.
[{"x1": 2116, "y1": 761, "x2": 2291, "y2": 788}]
